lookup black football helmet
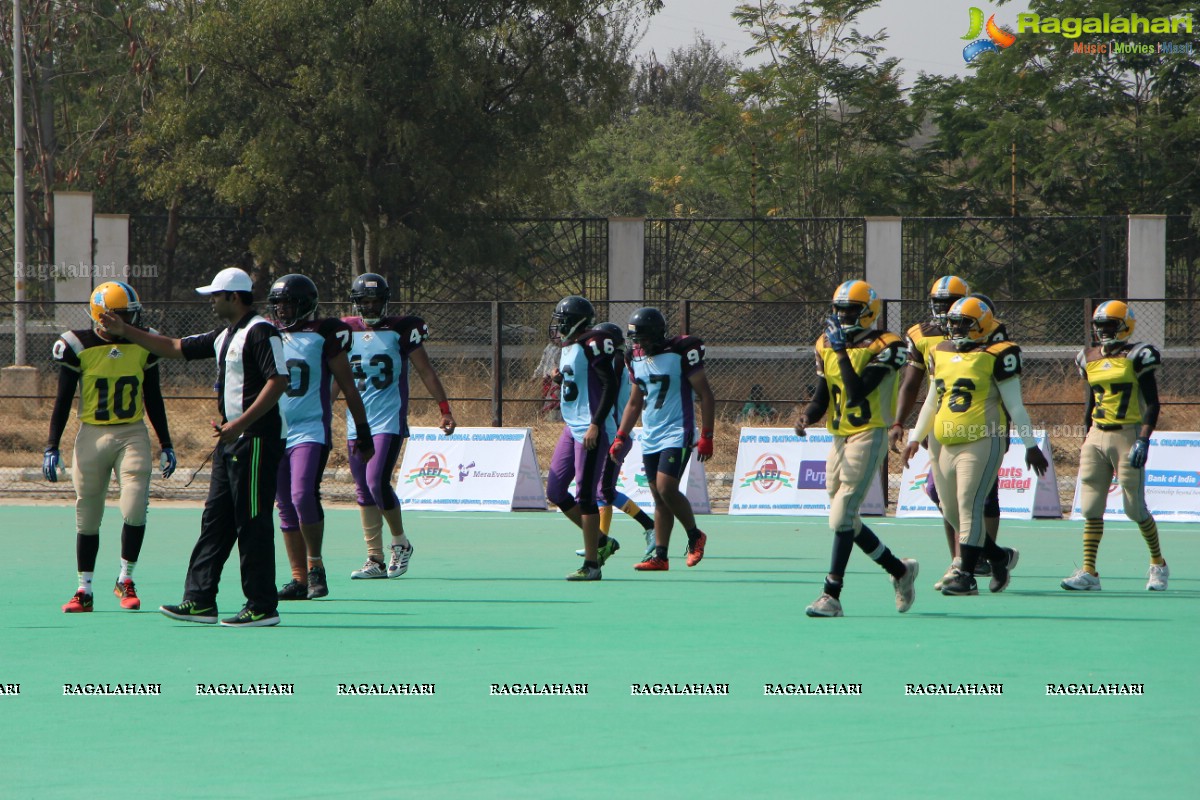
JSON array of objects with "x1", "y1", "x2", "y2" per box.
[
  {"x1": 627, "y1": 307, "x2": 668, "y2": 354},
  {"x1": 351, "y1": 273, "x2": 390, "y2": 325},
  {"x1": 595, "y1": 321, "x2": 625, "y2": 352},
  {"x1": 267, "y1": 274, "x2": 319, "y2": 330},
  {"x1": 550, "y1": 295, "x2": 595, "y2": 343}
]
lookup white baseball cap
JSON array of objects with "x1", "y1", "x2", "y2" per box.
[{"x1": 196, "y1": 267, "x2": 253, "y2": 295}]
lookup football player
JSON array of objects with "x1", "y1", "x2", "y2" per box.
[
  {"x1": 796, "y1": 280, "x2": 917, "y2": 617},
  {"x1": 575, "y1": 321, "x2": 656, "y2": 560},
  {"x1": 903, "y1": 296, "x2": 1048, "y2": 596},
  {"x1": 342, "y1": 273, "x2": 455, "y2": 580},
  {"x1": 267, "y1": 274, "x2": 374, "y2": 600},
  {"x1": 46, "y1": 281, "x2": 175, "y2": 613},
  {"x1": 610, "y1": 307, "x2": 714, "y2": 573},
  {"x1": 1063, "y1": 301, "x2": 1167, "y2": 591},
  {"x1": 547, "y1": 296, "x2": 620, "y2": 581}
]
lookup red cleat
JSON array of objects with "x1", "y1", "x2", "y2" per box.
[
  {"x1": 114, "y1": 579, "x2": 141, "y2": 610},
  {"x1": 634, "y1": 557, "x2": 669, "y2": 571},
  {"x1": 62, "y1": 590, "x2": 94, "y2": 613},
  {"x1": 686, "y1": 533, "x2": 707, "y2": 567}
]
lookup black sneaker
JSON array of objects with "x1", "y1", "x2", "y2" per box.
[
  {"x1": 307, "y1": 566, "x2": 328, "y2": 599},
  {"x1": 219, "y1": 606, "x2": 280, "y2": 627},
  {"x1": 277, "y1": 580, "x2": 310, "y2": 601},
  {"x1": 160, "y1": 600, "x2": 218, "y2": 624},
  {"x1": 975, "y1": 559, "x2": 993, "y2": 577},
  {"x1": 939, "y1": 569, "x2": 979, "y2": 596},
  {"x1": 989, "y1": 548, "x2": 1019, "y2": 593}
]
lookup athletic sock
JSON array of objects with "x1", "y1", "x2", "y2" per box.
[
  {"x1": 78, "y1": 572, "x2": 94, "y2": 594},
  {"x1": 823, "y1": 577, "x2": 843, "y2": 600},
  {"x1": 77, "y1": 533, "x2": 100, "y2": 577},
  {"x1": 960, "y1": 544, "x2": 983, "y2": 575},
  {"x1": 620, "y1": 498, "x2": 653, "y2": 530},
  {"x1": 281, "y1": 528, "x2": 308, "y2": 583},
  {"x1": 1137, "y1": 516, "x2": 1164, "y2": 564},
  {"x1": 1083, "y1": 518, "x2": 1103, "y2": 574},
  {"x1": 120, "y1": 523, "x2": 146, "y2": 564},
  {"x1": 854, "y1": 525, "x2": 906, "y2": 578},
  {"x1": 597, "y1": 534, "x2": 609, "y2": 548},
  {"x1": 599, "y1": 505, "x2": 613, "y2": 535},
  {"x1": 391, "y1": 533, "x2": 410, "y2": 549},
  {"x1": 360, "y1": 505, "x2": 384, "y2": 561},
  {"x1": 686, "y1": 527, "x2": 703, "y2": 544},
  {"x1": 655, "y1": 545, "x2": 668, "y2": 561},
  {"x1": 118, "y1": 559, "x2": 135, "y2": 584},
  {"x1": 583, "y1": 560, "x2": 599, "y2": 570}
]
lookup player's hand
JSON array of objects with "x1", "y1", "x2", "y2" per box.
[
  {"x1": 42, "y1": 447, "x2": 60, "y2": 482},
  {"x1": 609, "y1": 432, "x2": 632, "y2": 464},
  {"x1": 1025, "y1": 446, "x2": 1049, "y2": 477},
  {"x1": 583, "y1": 423, "x2": 600, "y2": 451},
  {"x1": 697, "y1": 429, "x2": 714, "y2": 462},
  {"x1": 440, "y1": 413, "x2": 456, "y2": 436},
  {"x1": 824, "y1": 317, "x2": 847, "y2": 352},
  {"x1": 1128, "y1": 436, "x2": 1150, "y2": 469},
  {"x1": 160, "y1": 447, "x2": 177, "y2": 479},
  {"x1": 902, "y1": 441, "x2": 920, "y2": 468},
  {"x1": 794, "y1": 414, "x2": 809, "y2": 438},
  {"x1": 353, "y1": 426, "x2": 375, "y2": 461},
  {"x1": 888, "y1": 424, "x2": 905, "y2": 453},
  {"x1": 98, "y1": 311, "x2": 127, "y2": 337},
  {"x1": 211, "y1": 418, "x2": 245, "y2": 445}
]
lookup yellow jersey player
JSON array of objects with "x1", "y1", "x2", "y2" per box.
[
  {"x1": 1063, "y1": 301, "x2": 1168, "y2": 591},
  {"x1": 795, "y1": 280, "x2": 918, "y2": 617},
  {"x1": 46, "y1": 281, "x2": 175, "y2": 613},
  {"x1": 903, "y1": 296, "x2": 1047, "y2": 596}
]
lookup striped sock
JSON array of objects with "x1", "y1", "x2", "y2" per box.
[
  {"x1": 1082, "y1": 519, "x2": 1103, "y2": 574},
  {"x1": 1137, "y1": 516, "x2": 1164, "y2": 564}
]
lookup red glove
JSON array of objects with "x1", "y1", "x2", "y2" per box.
[
  {"x1": 609, "y1": 432, "x2": 632, "y2": 462},
  {"x1": 697, "y1": 429, "x2": 714, "y2": 458}
]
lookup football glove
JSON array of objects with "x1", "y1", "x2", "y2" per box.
[
  {"x1": 160, "y1": 447, "x2": 177, "y2": 479},
  {"x1": 1128, "y1": 437, "x2": 1150, "y2": 469},
  {"x1": 824, "y1": 317, "x2": 847, "y2": 352},
  {"x1": 42, "y1": 447, "x2": 60, "y2": 482},
  {"x1": 609, "y1": 432, "x2": 632, "y2": 462}
]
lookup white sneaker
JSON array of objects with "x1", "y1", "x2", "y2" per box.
[
  {"x1": 805, "y1": 593, "x2": 844, "y2": 618},
  {"x1": 893, "y1": 559, "x2": 919, "y2": 613},
  {"x1": 934, "y1": 558, "x2": 962, "y2": 591},
  {"x1": 1146, "y1": 562, "x2": 1169, "y2": 591},
  {"x1": 1061, "y1": 569, "x2": 1101, "y2": 591},
  {"x1": 388, "y1": 543, "x2": 414, "y2": 578},
  {"x1": 350, "y1": 558, "x2": 388, "y2": 579}
]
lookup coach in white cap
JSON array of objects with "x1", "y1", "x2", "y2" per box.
[{"x1": 100, "y1": 266, "x2": 289, "y2": 627}]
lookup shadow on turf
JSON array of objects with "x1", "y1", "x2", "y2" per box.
[
  {"x1": 912, "y1": 612, "x2": 1167, "y2": 622},
  {"x1": 294, "y1": 624, "x2": 549, "y2": 631},
  {"x1": 315, "y1": 598, "x2": 588, "y2": 604}
]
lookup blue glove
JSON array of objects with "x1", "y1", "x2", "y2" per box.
[
  {"x1": 43, "y1": 447, "x2": 60, "y2": 482},
  {"x1": 160, "y1": 447, "x2": 177, "y2": 479},
  {"x1": 824, "y1": 317, "x2": 847, "y2": 352},
  {"x1": 1128, "y1": 437, "x2": 1150, "y2": 469}
]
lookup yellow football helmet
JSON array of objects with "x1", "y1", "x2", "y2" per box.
[
  {"x1": 929, "y1": 275, "x2": 970, "y2": 327},
  {"x1": 90, "y1": 281, "x2": 142, "y2": 328},
  {"x1": 830, "y1": 280, "x2": 880, "y2": 332},
  {"x1": 946, "y1": 296, "x2": 996, "y2": 349},
  {"x1": 1093, "y1": 300, "x2": 1135, "y2": 347}
]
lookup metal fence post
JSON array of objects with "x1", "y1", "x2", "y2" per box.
[{"x1": 491, "y1": 300, "x2": 502, "y2": 427}]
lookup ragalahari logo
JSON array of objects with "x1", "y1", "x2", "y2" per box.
[
  {"x1": 963, "y1": 6, "x2": 1017, "y2": 62},
  {"x1": 738, "y1": 454, "x2": 794, "y2": 494},
  {"x1": 404, "y1": 452, "x2": 451, "y2": 491}
]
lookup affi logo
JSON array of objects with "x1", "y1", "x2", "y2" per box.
[
  {"x1": 963, "y1": 6, "x2": 1016, "y2": 61},
  {"x1": 738, "y1": 454, "x2": 794, "y2": 494},
  {"x1": 404, "y1": 452, "x2": 451, "y2": 491}
]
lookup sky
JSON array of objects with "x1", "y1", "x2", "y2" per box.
[{"x1": 636, "y1": 0, "x2": 978, "y2": 83}]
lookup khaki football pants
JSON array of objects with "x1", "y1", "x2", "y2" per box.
[
  {"x1": 932, "y1": 436, "x2": 1004, "y2": 548},
  {"x1": 1078, "y1": 426, "x2": 1148, "y2": 521},
  {"x1": 72, "y1": 422, "x2": 152, "y2": 535},
  {"x1": 827, "y1": 428, "x2": 886, "y2": 534}
]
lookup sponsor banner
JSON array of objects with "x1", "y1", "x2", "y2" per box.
[
  {"x1": 1071, "y1": 431, "x2": 1200, "y2": 523},
  {"x1": 585, "y1": 428, "x2": 710, "y2": 514},
  {"x1": 728, "y1": 428, "x2": 884, "y2": 516},
  {"x1": 397, "y1": 428, "x2": 545, "y2": 512},
  {"x1": 896, "y1": 430, "x2": 1060, "y2": 519}
]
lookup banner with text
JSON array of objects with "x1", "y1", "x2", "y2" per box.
[
  {"x1": 728, "y1": 428, "x2": 884, "y2": 516},
  {"x1": 895, "y1": 430, "x2": 1060, "y2": 519},
  {"x1": 397, "y1": 428, "x2": 545, "y2": 512},
  {"x1": 1070, "y1": 431, "x2": 1200, "y2": 523}
]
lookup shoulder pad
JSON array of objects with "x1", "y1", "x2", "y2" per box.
[{"x1": 985, "y1": 341, "x2": 1017, "y2": 357}]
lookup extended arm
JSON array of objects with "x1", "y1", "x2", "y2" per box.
[
  {"x1": 410, "y1": 346, "x2": 456, "y2": 435},
  {"x1": 98, "y1": 313, "x2": 184, "y2": 359}
]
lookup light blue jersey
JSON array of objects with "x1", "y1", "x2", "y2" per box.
[
  {"x1": 343, "y1": 315, "x2": 428, "y2": 438},
  {"x1": 558, "y1": 329, "x2": 618, "y2": 442},
  {"x1": 630, "y1": 335, "x2": 705, "y2": 454},
  {"x1": 279, "y1": 318, "x2": 350, "y2": 448}
]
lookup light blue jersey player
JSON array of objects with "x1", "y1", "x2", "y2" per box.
[{"x1": 343, "y1": 314, "x2": 427, "y2": 437}]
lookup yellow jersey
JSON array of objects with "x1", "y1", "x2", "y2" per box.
[
  {"x1": 814, "y1": 330, "x2": 906, "y2": 437},
  {"x1": 1075, "y1": 342, "x2": 1160, "y2": 427},
  {"x1": 928, "y1": 340, "x2": 1021, "y2": 445},
  {"x1": 53, "y1": 328, "x2": 160, "y2": 425},
  {"x1": 904, "y1": 321, "x2": 947, "y2": 375}
]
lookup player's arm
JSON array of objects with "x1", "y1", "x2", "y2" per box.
[
  {"x1": 328, "y1": 351, "x2": 374, "y2": 459},
  {"x1": 97, "y1": 313, "x2": 185, "y2": 358},
  {"x1": 409, "y1": 346, "x2": 456, "y2": 435},
  {"x1": 796, "y1": 379, "x2": 829, "y2": 436},
  {"x1": 584, "y1": 346, "x2": 618, "y2": 450},
  {"x1": 140, "y1": 363, "x2": 177, "y2": 478},
  {"x1": 610, "y1": 374, "x2": 643, "y2": 463},
  {"x1": 995, "y1": 375, "x2": 1047, "y2": 476},
  {"x1": 43, "y1": 366, "x2": 81, "y2": 482},
  {"x1": 687, "y1": 366, "x2": 716, "y2": 462}
]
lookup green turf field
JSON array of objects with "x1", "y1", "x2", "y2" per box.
[{"x1": 2, "y1": 506, "x2": 1197, "y2": 798}]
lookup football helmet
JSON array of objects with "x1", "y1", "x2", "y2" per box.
[
  {"x1": 595, "y1": 321, "x2": 625, "y2": 352},
  {"x1": 350, "y1": 273, "x2": 390, "y2": 325},
  {"x1": 1093, "y1": 300, "x2": 1135, "y2": 348},
  {"x1": 549, "y1": 295, "x2": 595, "y2": 343},
  {"x1": 627, "y1": 307, "x2": 668, "y2": 355},
  {"x1": 90, "y1": 281, "x2": 142, "y2": 329},
  {"x1": 946, "y1": 296, "x2": 997, "y2": 349},
  {"x1": 830, "y1": 280, "x2": 880, "y2": 332},
  {"x1": 267, "y1": 274, "x2": 319, "y2": 330},
  {"x1": 929, "y1": 276, "x2": 970, "y2": 328}
]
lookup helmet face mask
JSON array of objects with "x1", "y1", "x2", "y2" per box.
[
  {"x1": 351, "y1": 273, "x2": 390, "y2": 325},
  {"x1": 830, "y1": 280, "x2": 879, "y2": 333},
  {"x1": 946, "y1": 296, "x2": 995, "y2": 349},
  {"x1": 928, "y1": 275, "x2": 970, "y2": 328},
  {"x1": 549, "y1": 295, "x2": 595, "y2": 344},
  {"x1": 627, "y1": 307, "x2": 668, "y2": 356},
  {"x1": 90, "y1": 281, "x2": 142, "y2": 332},
  {"x1": 1093, "y1": 301, "x2": 1134, "y2": 348},
  {"x1": 268, "y1": 274, "x2": 319, "y2": 330}
]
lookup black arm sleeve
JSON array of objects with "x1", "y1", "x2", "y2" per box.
[
  {"x1": 142, "y1": 365, "x2": 172, "y2": 449},
  {"x1": 1083, "y1": 383, "x2": 1094, "y2": 432},
  {"x1": 802, "y1": 380, "x2": 830, "y2": 424},
  {"x1": 1138, "y1": 370, "x2": 1160, "y2": 433},
  {"x1": 835, "y1": 352, "x2": 869, "y2": 406},
  {"x1": 855, "y1": 364, "x2": 894, "y2": 403},
  {"x1": 589, "y1": 354, "x2": 618, "y2": 427},
  {"x1": 46, "y1": 368, "x2": 80, "y2": 450}
]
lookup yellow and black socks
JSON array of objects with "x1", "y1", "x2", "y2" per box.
[
  {"x1": 1082, "y1": 519, "x2": 1104, "y2": 574},
  {"x1": 1138, "y1": 516, "x2": 1164, "y2": 564}
]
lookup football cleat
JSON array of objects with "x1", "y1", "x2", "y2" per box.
[
  {"x1": 939, "y1": 569, "x2": 979, "y2": 596},
  {"x1": 113, "y1": 579, "x2": 140, "y2": 610},
  {"x1": 934, "y1": 558, "x2": 962, "y2": 591},
  {"x1": 1146, "y1": 562, "x2": 1169, "y2": 591},
  {"x1": 62, "y1": 590, "x2": 94, "y2": 613},
  {"x1": 634, "y1": 557, "x2": 669, "y2": 571},
  {"x1": 307, "y1": 566, "x2": 329, "y2": 599},
  {"x1": 805, "y1": 593, "x2": 844, "y2": 618},
  {"x1": 388, "y1": 543, "x2": 413, "y2": 578},
  {"x1": 1061, "y1": 569, "x2": 1102, "y2": 591},
  {"x1": 278, "y1": 579, "x2": 310, "y2": 600},
  {"x1": 989, "y1": 548, "x2": 1019, "y2": 593},
  {"x1": 565, "y1": 565, "x2": 602, "y2": 581},
  {"x1": 596, "y1": 537, "x2": 620, "y2": 566},
  {"x1": 893, "y1": 559, "x2": 919, "y2": 613},
  {"x1": 351, "y1": 558, "x2": 388, "y2": 579},
  {"x1": 685, "y1": 533, "x2": 707, "y2": 567}
]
